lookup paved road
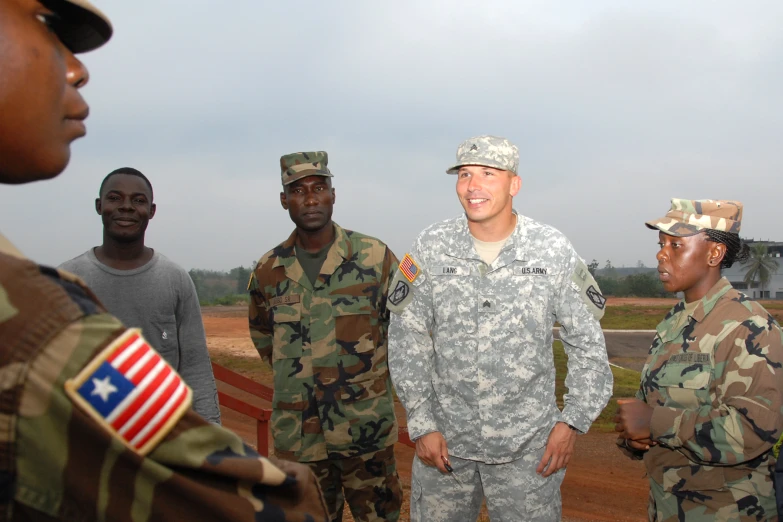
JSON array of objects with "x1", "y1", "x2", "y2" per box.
[{"x1": 555, "y1": 329, "x2": 655, "y2": 372}]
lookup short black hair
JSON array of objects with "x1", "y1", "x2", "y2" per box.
[
  {"x1": 704, "y1": 230, "x2": 750, "y2": 269},
  {"x1": 99, "y1": 167, "x2": 154, "y2": 200}
]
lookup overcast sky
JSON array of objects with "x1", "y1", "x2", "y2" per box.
[{"x1": 3, "y1": 1, "x2": 781, "y2": 271}]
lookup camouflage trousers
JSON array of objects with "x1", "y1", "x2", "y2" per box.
[
  {"x1": 306, "y1": 445, "x2": 402, "y2": 522},
  {"x1": 648, "y1": 468, "x2": 777, "y2": 521},
  {"x1": 409, "y1": 446, "x2": 564, "y2": 522}
]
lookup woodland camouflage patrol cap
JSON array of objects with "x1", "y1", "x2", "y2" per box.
[
  {"x1": 280, "y1": 151, "x2": 333, "y2": 186},
  {"x1": 645, "y1": 198, "x2": 743, "y2": 236},
  {"x1": 51, "y1": 0, "x2": 113, "y2": 53},
  {"x1": 447, "y1": 135, "x2": 519, "y2": 175}
]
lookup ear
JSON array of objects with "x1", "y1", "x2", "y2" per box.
[
  {"x1": 708, "y1": 241, "x2": 727, "y2": 267},
  {"x1": 509, "y1": 174, "x2": 522, "y2": 197},
  {"x1": 95, "y1": 198, "x2": 101, "y2": 215},
  {"x1": 149, "y1": 203, "x2": 157, "y2": 219},
  {"x1": 280, "y1": 191, "x2": 288, "y2": 210},
  {"x1": 331, "y1": 188, "x2": 336, "y2": 205}
]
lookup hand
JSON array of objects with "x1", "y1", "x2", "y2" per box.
[
  {"x1": 614, "y1": 398, "x2": 655, "y2": 444},
  {"x1": 536, "y1": 422, "x2": 577, "y2": 477},
  {"x1": 415, "y1": 432, "x2": 449, "y2": 473}
]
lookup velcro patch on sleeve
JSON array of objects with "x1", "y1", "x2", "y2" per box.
[
  {"x1": 64, "y1": 328, "x2": 192, "y2": 456},
  {"x1": 398, "y1": 253, "x2": 421, "y2": 283},
  {"x1": 571, "y1": 259, "x2": 606, "y2": 321},
  {"x1": 387, "y1": 274, "x2": 415, "y2": 315}
]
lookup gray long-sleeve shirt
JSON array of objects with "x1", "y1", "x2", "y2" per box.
[
  {"x1": 59, "y1": 249, "x2": 221, "y2": 424},
  {"x1": 388, "y1": 213, "x2": 612, "y2": 463}
]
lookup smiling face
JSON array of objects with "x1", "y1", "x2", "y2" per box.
[
  {"x1": 0, "y1": 0, "x2": 91, "y2": 184},
  {"x1": 455, "y1": 165, "x2": 521, "y2": 226},
  {"x1": 656, "y1": 231, "x2": 725, "y2": 302},
  {"x1": 280, "y1": 175, "x2": 335, "y2": 233},
  {"x1": 96, "y1": 174, "x2": 156, "y2": 243}
]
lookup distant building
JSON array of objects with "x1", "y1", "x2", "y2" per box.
[{"x1": 724, "y1": 240, "x2": 783, "y2": 299}]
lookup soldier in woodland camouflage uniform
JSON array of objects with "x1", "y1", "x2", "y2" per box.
[
  {"x1": 387, "y1": 135, "x2": 613, "y2": 521},
  {"x1": 248, "y1": 152, "x2": 402, "y2": 521},
  {"x1": 0, "y1": 1, "x2": 327, "y2": 520},
  {"x1": 615, "y1": 199, "x2": 783, "y2": 521}
]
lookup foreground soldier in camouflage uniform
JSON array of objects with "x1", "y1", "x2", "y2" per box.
[
  {"x1": 388, "y1": 135, "x2": 613, "y2": 521},
  {"x1": 0, "y1": 1, "x2": 327, "y2": 519},
  {"x1": 248, "y1": 152, "x2": 402, "y2": 521},
  {"x1": 615, "y1": 199, "x2": 783, "y2": 521}
]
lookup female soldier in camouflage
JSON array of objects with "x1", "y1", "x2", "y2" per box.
[{"x1": 615, "y1": 198, "x2": 783, "y2": 521}]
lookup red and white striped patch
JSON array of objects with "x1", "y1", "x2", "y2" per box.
[{"x1": 65, "y1": 328, "x2": 192, "y2": 455}]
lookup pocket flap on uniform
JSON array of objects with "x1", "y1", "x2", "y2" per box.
[
  {"x1": 657, "y1": 362, "x2": 711, "y2": 389},
  {"x1": 272, "y1": 391, "x2": 308, "y2": 411},
  {"x1": 332, "y1": 295, "x2": 372, "y2": 316},
  {"x1": 339, "y1": 376, "x2": 388, "y2": 402},
  {"x1": 663, "y1": 465, "x2": 726, "y2": 492},
  {"x1": 272, "y1": 301, "x2": 302, "y2": 323}
]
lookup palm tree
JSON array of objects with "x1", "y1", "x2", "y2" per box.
[{"x1": 741, "y1": 244, "x2": 780, "y2": 298}]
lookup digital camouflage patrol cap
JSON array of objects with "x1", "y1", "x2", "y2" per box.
[
  {"x1": 280, "y1": 151, "x2": 333, "y2": 186},
  {"x1": 645, "y1": 198, "x2": 743, "y2": 237},
  {"x1": 447, "y1": 135, "x2": 519, "y2": 175},
  {"x1": 50, "y1": 0, "x2": 113, "y2": 53}
]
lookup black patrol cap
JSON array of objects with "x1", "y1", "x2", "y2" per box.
[{"x1": 44, "y1": 0, "x2": 112, "y2": 53}]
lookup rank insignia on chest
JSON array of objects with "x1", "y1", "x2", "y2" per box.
[
  {"x1": 64, "y1": 328, "x2": 192, "y2": 455},
  {"x1": 478, "y1": 296, "x2": 499, "y2": 314},
  {"x1": 399, "y1": 253, "x2": 420, "y2": 283}
]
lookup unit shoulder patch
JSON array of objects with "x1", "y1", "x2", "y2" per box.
[
  {"x1": 570, "y1": 259, "x2": 606, "y2": 321},
  {"x1": 64, "y1": 328, "x2": 192, "y2": 455}
]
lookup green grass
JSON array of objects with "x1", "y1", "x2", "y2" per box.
[
  {"x1": 599, "y1": 305, "x2": 672, "y2": 330},
  {"x1": 553, "y1": 341, "x2": 641, "y2": 433},
  {"x1": 200, "y1": 294, "x2": 250, "y2": 307}
]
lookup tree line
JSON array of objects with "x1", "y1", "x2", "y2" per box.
[
  {"x1": 189, "y1": 245, "x2": 779, "y2": 305},
  {"x1": 189, "y1": 264, "x2": 254, "y2": 305}
]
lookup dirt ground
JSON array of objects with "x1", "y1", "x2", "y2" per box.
[{"x1": 204, "y1": 306, "x2": 649, "y2": 521}]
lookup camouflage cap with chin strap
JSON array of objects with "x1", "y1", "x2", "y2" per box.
[
  {"x1": 446, "y1": 135, "x2": 519, "y2": 175},
  {"x1": 645, "y1": 198, "x2": 743, "y2": 237},
  {"x1": 280, "y1": 151, "x2": 333, "y2": 186}
]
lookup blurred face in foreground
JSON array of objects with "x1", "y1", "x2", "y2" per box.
[
  {"x1": 0, "y1": 0, "x2": 91, "y2": 184},
  {"x1": 455, "y1": 166, "x2": 520, "y2": 226}
]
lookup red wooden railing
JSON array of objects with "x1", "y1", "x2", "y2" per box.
[
  {"x1": 211, "y1": 362, "x2": 272, "y2": 454},
  {"x1": 212, "y1": 362, "x2": 416, "y2": 455}
]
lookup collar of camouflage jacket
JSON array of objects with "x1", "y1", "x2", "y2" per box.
[
  {"x1": 0, "y1": 232, "x2": 25, "y2": 260},
  {"x1": 452, "y1": 211, "x2": 529, "y2": 263},
  {"x1": 272, "y1": 223, "x2": 352, "y2": 286},
  {"x1": 656, "y1": 277, "x2": 733, "y2": 342}
]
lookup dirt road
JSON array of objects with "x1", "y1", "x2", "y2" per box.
[{"x1": 204, "y1": 306, "x2": 649, "y2": 521}]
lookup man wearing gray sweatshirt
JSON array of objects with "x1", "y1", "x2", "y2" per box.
[{"x1": 60, "y1": 167, "x2": 221, "y2": 424}]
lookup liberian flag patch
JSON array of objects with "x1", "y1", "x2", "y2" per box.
[
  {"x1": 399, "y1": 253, "x2": 420, "y2": 283},
  {"x1": 65, "y1": 328, "x2": 192, "y2": 455}
]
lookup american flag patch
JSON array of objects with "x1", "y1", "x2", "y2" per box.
[
  {"x1": 65, "y1": 329, "x2": 192, "y2": 455},
  {"x1": 399, "y1": 253, "x2": 420, "y2": 283}
]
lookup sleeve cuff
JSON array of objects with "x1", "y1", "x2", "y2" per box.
[
  {"x1": 650, "y1": 405, "x2": 684, "y2": 447},
  {"x1": 561, "y1": 408, "x2": 591, "y2": 433},
  {"x1": 406, "y1": 405, "x2": 437, "y2": 440}
]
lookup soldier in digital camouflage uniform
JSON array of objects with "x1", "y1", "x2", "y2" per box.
[
  {"x1": 615, "y1": 199, "x2": 783, "y2": 521},
  {"x1": 248, "y1": 151, "x2": 402, "y2": 522},
  {"x1": 0, "y1": 1, "x2": 327, "y2": 520},
  {"x1": 387, "y1": 135, "x2": 613, "y2": 521}
]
